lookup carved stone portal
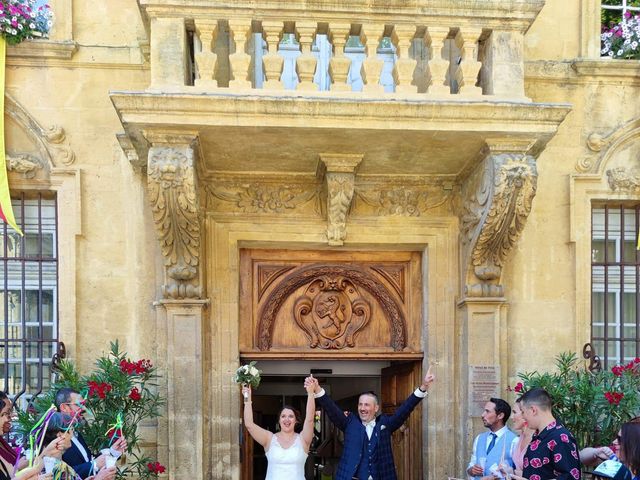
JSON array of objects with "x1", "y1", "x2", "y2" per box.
[
  {"x1": 257, "y1": 263, "x2": 407, "y2": 351},
  {"x1": 148, "y1": 140, "x2": 201, "y2": 299},
  {"x1": 460, "y1": 152, "x2": 538, "y2": 295},
  {"x1": 294, "y1": 275, "x2": 372, "y2": 349}
]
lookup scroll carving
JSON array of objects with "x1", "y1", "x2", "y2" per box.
[
  {"x1": 148, "y1": 145, "x2": 201, "y2": 299},
  {"x1": 207, "y1": 183, "x2": 320, "y2": 214},
  {"x1": 460, "y1": 153, "x2": 538, "y2": 290},
  {"x1": 294, "y1": 275, "x2": 371, "y2": 349},
  {"x1": 257, "y1": 264, "x2": 407, "y2": 351},
  {"x1": 607, "y1": 167, "x2": 640, "y2": 193},
  {"x1": 356, "y1": 185, "x2": 451, "y2": 216},
  {"x1": 581, "y1": 117, "x2": 640, "y2": 173},
  {"x1": 326, "y1": 172, "x2": 356, "y2": 245}
]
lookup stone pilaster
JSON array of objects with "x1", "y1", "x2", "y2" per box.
[
  {"x1": 150, "y1": 17, "x2": 188, "y2": 90},
  {"x1": 147, "y1": 132, "x2": 202, "y2": 299},
  {"x1": 158, "y1": 300, "x2": 207, "y2": 480},
  {"x1": 482, "y1": 30, "x2": 526, "y2": 98},
  {"x1": 318, "y1": 153, "x2": 363, "y2": 245}
]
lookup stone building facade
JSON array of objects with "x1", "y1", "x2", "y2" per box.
[{"x1": 1, "y1": 0, "x2": 639, "y2": 479}]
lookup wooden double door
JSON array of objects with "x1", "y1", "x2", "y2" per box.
[{"x1": 240, "y1": 360, "x2": 423, "y2": 480}]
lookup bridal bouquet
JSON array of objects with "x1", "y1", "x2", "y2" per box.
[{"x1": 234, "y1": 361, "x2": 261, "y2": 388}]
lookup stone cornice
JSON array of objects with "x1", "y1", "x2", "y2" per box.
[
  {"x1": 7, "y1": 39, "x2": 77, "y2": 59},
  {"x1": 139, "y1": 0, "x2": 544, "y2": 33}
]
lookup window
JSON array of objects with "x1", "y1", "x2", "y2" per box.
[
  {"x1": 0, "y1": 193, "x2": 59, "y2": 409},
  {"x1": 601, "y1": 0, "x2": 640, "y2": 29},
  {"x1": 591, "y1": 205, "x2": 640, "y2": 369}
]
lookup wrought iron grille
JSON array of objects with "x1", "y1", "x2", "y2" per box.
[
  {"x1": 0, "y1": 193, "x2": 59, "y2": 409},
  {"x1": 591, "y1": 204, "x2": 640, "y2": 369}
]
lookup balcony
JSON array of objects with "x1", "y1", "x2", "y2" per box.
[{"x1": 112, "y1": 0, "x2": 570, "y2": 177}]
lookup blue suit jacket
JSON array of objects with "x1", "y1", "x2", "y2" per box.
[
  {"x1": 62, "y1": 432, "x2": 95, "y2": 479},
  {"x1": 317, "y1": 391, "x2": 423, "y2": 480}
]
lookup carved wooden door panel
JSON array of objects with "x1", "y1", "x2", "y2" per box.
[
  {"x1": 239, "y1": 249, "x2": 423, "y2": 358},
  {"x1": 381, "y1": 361, "x2": 423, "y2": 480}
]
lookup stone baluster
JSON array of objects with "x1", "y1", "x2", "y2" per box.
[
  {"x1": 391, "y1": 25, "x2": 418, "y2": 94},
  {"x1": 426, "y1": 26, "x2": 451, "y2": 96},
  {"x1": 261, "y1": 21, "x2": 284, "y2": 90},
  {"x1": 360, "y1": 24, "x2": 385, "y2": 94},
  {"x1": 328, "y1": 23, "x2": 352, "y2": 92},
  {"x1": 455, "y1": 28, "x2": 483, "y2": 96},
  {"x1": 194, "y1": 20, "x2": 218, "y2": 89},
  {"x1": 228, "y1": 19, "x2": 253, "y2": 89},
  {"x1": 295, "y1": 21, "x2": 319, "y2": 91}
]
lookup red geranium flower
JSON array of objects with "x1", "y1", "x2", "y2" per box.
[
  {"x1": 147, "y1": 462, "x2": 166, "y2": 474},
  {"x1": 514, "y1": 382, "x2": 524, "y2": 393}
]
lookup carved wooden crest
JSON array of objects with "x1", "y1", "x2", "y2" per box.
[{"x1": 294, "y1": 275, "x2": 371, "y2": 349}]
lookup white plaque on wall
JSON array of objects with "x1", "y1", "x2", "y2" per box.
[{"x1": 468, "y1": 365, "x2": 501, "y2": 417}]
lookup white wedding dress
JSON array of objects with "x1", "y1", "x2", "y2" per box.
[{"x1": 265, "y1": 433, "x2": 307, "y2": 480}]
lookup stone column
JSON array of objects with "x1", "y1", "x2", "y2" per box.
[
  {"x1": 360, "y1": 24, "x2": 385, "y2": 94},
  {"x1": 454, "y1": 28, "x2": 483, "y2": 97},
  {"x1": 262, "y1": 21, "x2": 284, "y2": 90},
  {"x1": 318, "y1": 153, "x2": 363, "y2": 245},
  {"x1": 228, "y1": 19, "x2": 253, "y2": 89},
  {"x1": 295, "y1": 21, "x2": 318, "y2": 91},
  {"x1": 194, "y1": 20, "x2": 218, "y2": 89},
  {"x1": 426, "y1": 26, "x2": 450, "y2": 96},
  {"x1": 150, "y1": 17, "x2": 188, "y2": 90},
  {"x1": 158, "y1": 300, "x2": 207, "y2": 480},
  {"x1": 392, "y1": 25, "x2": 418, "y2": 94},
  {"x1": 328, "y1": 23, "x2": 352, "y2": 92},
  {"x1": 482, "y1": 30, "x2": 526, "y2": 98}
]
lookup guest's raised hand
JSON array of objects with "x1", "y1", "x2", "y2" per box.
[
  {"x1": 305, "y1": 375, "x2": 316, "y2": 394},
  {"x1": 241, "y1": 385, "x2": 252, "y2": 401},
  {"x1": 421, "y1": 364, "x2": 435, "y2": 391}
]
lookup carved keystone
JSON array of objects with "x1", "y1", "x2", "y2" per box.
[
  {"x1": 318, "y1": 153, "x2": 363, "y2": 246},
  {"x1": 146, "y1": 133, "x2": 202, "y2": 299},
  {"x1": 460, "y1": 139, "x2": 538, "y2": 296}
]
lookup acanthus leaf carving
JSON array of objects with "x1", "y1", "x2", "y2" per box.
[
  {"x1": 607, "y1": 167, "x2": 640, "y2": 193},
  {"x1": 460, "y1": 153, "x2": 538, "y2": 291},
  {"x1": 326, "y1": 172, "x2": 356, "y2": 245},
  {"x1": 148, "y1": 144, "x2": 201, "y2": 299},
  {"x1": 206, "y1": 183, "x2": 320, "y2": 214}
]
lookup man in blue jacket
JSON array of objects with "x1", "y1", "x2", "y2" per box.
[{"x1": 305, "y1": 366, "x2": 434, "y2": 480}]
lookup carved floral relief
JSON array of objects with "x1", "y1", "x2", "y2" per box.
[
  {"x1": 206, "y1": 183, "x2": 320, "y2": 214},
  {"x1": 606, "y1": 167, "x2": 640, "y2": 193},
  {"x1": 355, "y1": 185, "x2": 452, "y2": 216}
]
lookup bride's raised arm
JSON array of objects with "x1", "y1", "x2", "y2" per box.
[
  {"x1": 241, "y1": 385, "x2": 272, "y2": 449},
  {"x1": 300, "y1": 377, "x2": 316, "y2": 452}
]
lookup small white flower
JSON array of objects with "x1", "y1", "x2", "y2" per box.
[
  {"x1": 249, "y1": 366, "x2": 259, "y2": 376},
  {"x1": 46, "y1": 19, "x2": 52, "y2": 27},
  {"x1": 17, "y1": 23, "x2": 22, "y2": 30},
  {"x1": 29, "y1": 11, "x2": 35, "y2": 18},
  {"x1": 609, "y1": 51, "x2": 614, "y2": 56},
  {"x1": 242, "y1": 365, "x2": 249, "y2": 373},
  {"x1": 29, "y1": 23, "x2": 34, "y2": 29},
  {"x1": 11, "y1": 29, "x2": 16, "y2": 34},
  {"x1": 632, "y1": 41, "x2": 638, "y2": 49}
]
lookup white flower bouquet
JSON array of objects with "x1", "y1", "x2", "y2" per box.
[{"x1": 233, "y1": 361, "x2": 262, "y2": 399}]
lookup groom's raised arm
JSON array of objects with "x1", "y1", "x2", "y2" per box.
[
  {"x1": 304, "y1": 376, "x2": 349, "y2": 431},
  {"x1": 385, "y1": 365, "x2": 435, "y2": 432}
]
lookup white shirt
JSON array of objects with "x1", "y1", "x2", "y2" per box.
[{"x1": 467, "y1": 425, "x2": 511, "y2": 470}]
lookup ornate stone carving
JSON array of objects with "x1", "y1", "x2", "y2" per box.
[
  {"x1": 581, "y1": 117, "x2": 640, "y2": 173},
  {"x1": 6, "y1": 153, "x2": 42, "y2": 178},
  {"x1": 356, "y1": 185, "x2": 451, "y2": 216},
  {"x1": 319, "y1": 154, "x2": 363, "y2": 246},
  {"x1": 257, "y1": 264, "x2": 407, "y2": 351},
  {"x1": 258, "y1": 265, "x2": 296, "y2": 300},
  {"x1": 4, "y1": 93, "x2": 75, "y2": 167},
  {"x1": 460, "y1": 153, "x2": 538, "y2": 289},
  {"x1": 326, "y1": 173, "x2": 356, "y2": 245},
  {"x1": 293, "y1": 275, "x2": 372, "y2": 349},
  {"x1": 606, "y1": 167, "x2": 640, "y2": 193},
  {"x1": 148, "y1": 144, "x2": 201, "y2": 299},
  {"x1": 207, "y1": 183, "x2": 320, "y2": 214}
]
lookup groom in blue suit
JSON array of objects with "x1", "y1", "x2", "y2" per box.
[{"x1": 305, "y1": 366, "x2": 434, "y2": 480}]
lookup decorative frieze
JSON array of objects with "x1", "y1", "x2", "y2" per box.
[
  {"x1": 147, "y1": 137, "x2": 202, "y2": 299},
  {"x1": 206, "y1": 182, "x2": 321, "y2": 214},
  {"x1": 607, "y1": 167, "x2": 640, "y2": 193},
  {"x1": 460, "y1": 148, "x2": 537, "y2": 292},
  {"x1": 355, "y1": 184, "x2": 452, "y2": 216}
]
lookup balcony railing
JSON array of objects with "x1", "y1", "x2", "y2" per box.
[{"x1": 141, "y1": 1, "x2": 542, "y2": 100}]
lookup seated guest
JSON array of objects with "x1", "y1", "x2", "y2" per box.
[
  {"x1": 517, "y1": 388, "x2": 581, "y2": 480},
  {"x1": 54, "y1": 389, "x2": 126, "y2": 479},
  {"x1": 467, "y1": 398, "x2": 517, "y2": 479}
]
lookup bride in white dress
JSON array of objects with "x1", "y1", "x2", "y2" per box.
[{"x1": 242, "y1": 381, "x2": 316, "y2": 480}]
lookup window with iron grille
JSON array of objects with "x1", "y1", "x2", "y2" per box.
[
  {"x1": 0, "y1": 193, "x2": 58, "y2": 410},
  {"x1": 591, "y1": 204, "x2": 640, "y2": 369}
]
